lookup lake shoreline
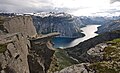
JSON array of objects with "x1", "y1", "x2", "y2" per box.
[{"x1": 52, "y1": 25, "x2": 101, "y2": 49}]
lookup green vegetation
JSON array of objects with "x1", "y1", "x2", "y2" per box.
[
  {"x1": 48, "y1": 49, "x2": 77, "y2": 73},
  {"x1": 0, "y1": 16, "x2": 8, "y2": 33},
  {"x1": 89, "y1": 61, "x2": 120, "y2": 73},
  {"x1": 0, "y1": 16, "x2": 5, "y2": 24},
  {"x1": 104, "y1": 38, "x2": 120, "y2": 61},
  {"x1": 0, "y1": 44, "x2": 7, "y2": 53},
  {"x1": 89, "y1": 38, "x2": 120, "y2": 73},
  {"x1": 107, "y1": 38, "x2": 120, "y2": 46}
]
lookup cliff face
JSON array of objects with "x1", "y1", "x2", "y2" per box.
[
  {"x1": 28, "y1": 41, "x2": 54, "y2": 73},
  {"x1": 3, "y1": 16, "x2": 37, "y2": 37},
  {"x1": 28, "y1": 33, "x2": 59, "y2": 73},
  {"x1": 32, "y1": 13, "x2": 85, "y2": 38},
  {"x1": 0, "y1": 15, "x2": 58, "y2": 73}
]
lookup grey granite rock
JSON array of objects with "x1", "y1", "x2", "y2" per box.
[
  {"x1": 55, "y1": 63, "x2": 94, "y2": 73},
  {"x1": 3, "y1": 16, "x2": 37, "y2": 37},
  {"x1": 0, "y1": 33, "x2": 30, "y2": 73},
  {"x1": 28, "y1": 33, "x2": 59, "y2": 73},
  {"x1": 79, "y1": 43, "x2": 108, "y2": 62}
]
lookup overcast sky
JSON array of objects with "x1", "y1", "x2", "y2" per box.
[{"x1": 0, "y1": 0, "x2": 120, "y2": 16}]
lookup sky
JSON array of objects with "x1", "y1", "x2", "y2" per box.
[{"x1": 0, "y1": 0, "x2": 120, "y2": 16}]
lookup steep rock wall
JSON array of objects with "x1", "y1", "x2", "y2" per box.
[
  {"x1": 28, "y1": 33, "x2": 59, "y2": 73},
  {"x1": 3, "y1": 16, "x2": 37, "y2": 37}
]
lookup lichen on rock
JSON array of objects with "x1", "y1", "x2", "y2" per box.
[{"x1": 0, "y1": 44, "x2": 7, "y2": 53}]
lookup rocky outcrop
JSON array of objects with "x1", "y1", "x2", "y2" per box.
[
  {"x1": 55, "y1": 63, "x2": 92, "y2": 73},
  {"x1": 32, "y1": 12, "x2": 85, "y2": 38},
  {"x1": 0, "y1": 32, "x2": 58, "y2": 73},
  {"x1": 0, "y1": 33, "x2": 30, "y2": 73},
  {"x1": 0, "y1": 15, "x2": 59, "y2": 73},
  {"x1": 79, "y1": 43, "x2": 108, "y2": 63},
  {"x1": 28, "y1": 33, "x2": 59, "y2": 73}
]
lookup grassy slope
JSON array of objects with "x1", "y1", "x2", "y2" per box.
[
  {"x1": 48, "y1": 49, "x2": 78, "y2": 73},
  {"x1": 0, "y1": 44, "x2": 7, "y2": 53}
]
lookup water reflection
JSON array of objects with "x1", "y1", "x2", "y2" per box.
[{"x1": 52, "y1": 25, "x2": 101, "y2": 48}]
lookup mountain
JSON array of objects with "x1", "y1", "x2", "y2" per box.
[
  {"x1": 79, "y1": 16, "x2": 109, "y2": 25},
  {"x1": 32, "y1": 12, "x2": 85, "y2": 38},
  {"x1": 97, "y1": 19, "x2": 120, "y2": 34},
  {"x1": 79, "y1": 16, "x2": 120, "y2": 26}
]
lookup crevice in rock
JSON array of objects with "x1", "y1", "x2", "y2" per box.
[
  {"x1": 0, "y1": 63, "x2": 2, "y2": 71},
  {"x1": 15, "y1": 54, "x2": 20, "y2": 59}
]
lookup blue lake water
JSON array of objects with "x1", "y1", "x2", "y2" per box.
[{"x1": 52, "y1": 25, "x2": 101, "y2": 49}]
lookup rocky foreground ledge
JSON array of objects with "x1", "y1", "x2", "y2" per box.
[{"x1": 0, "y1": 15, "x2": 59, "y2": 73}]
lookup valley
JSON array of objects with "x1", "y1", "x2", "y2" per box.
[{"x1": 0, "y1": 13, "x2": 120, "y2": 73}]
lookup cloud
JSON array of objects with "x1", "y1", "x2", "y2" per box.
[
  {"x1": 0, "y1": 0, "x2": 52, "y2": 13},
  {"x1": 0, "y1": 0, "x2": 120, "y2": 16},
  {"x1": 110, "y1": 0, "x2": 120, "y2": 3},
  {"x1": 0, "y1": 0, "x2": 74, "y2": 13}
]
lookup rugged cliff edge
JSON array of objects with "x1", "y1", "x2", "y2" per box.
[
  {"x1": 0, "y1": 15, "x2": 59, "y2": 73},
  {"x1": 28, "y1": 32, "x2": 60, "y2": 73},
  {"x1": 2, "y1": 16, "x2": 37, "y2": 36}
]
